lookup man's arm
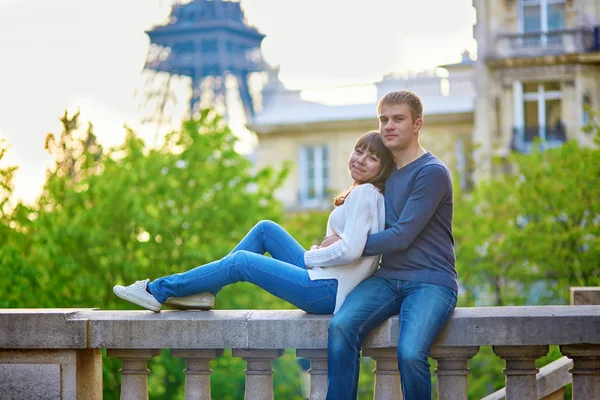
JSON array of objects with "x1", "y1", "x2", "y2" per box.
[{"x1": 362, "y1": 164, "x2": 450, "y2": 256}]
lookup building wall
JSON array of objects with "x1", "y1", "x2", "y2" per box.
[
  {"x1": 255, "y1": 121, "x2": 373, "y2": 209},
  {"x1": 252, "y1": 0, "x2": 599, "y2": 206},
  {"x1": 474, "y1": 0, "x2": 600, "y2": 180},
  {"x1": 255, "y1": 116, "x2": 474, "y2": 209}
]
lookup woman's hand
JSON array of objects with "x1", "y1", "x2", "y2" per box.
[
  {"x1": 308, "y1": 234, "x2": 341, "y2": 252},
  {"x1": 320, "y1": 234, "x2": 341, "y2": 248},
  {"x1": 307, "y1": 234, "x2": 341, "y2": 269}
]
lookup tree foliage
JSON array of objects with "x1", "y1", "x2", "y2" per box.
[
  {"x1": 453, "y1": 124, "x2": 599, "y2": 398},
  {"x1": 0, "y1": 110, "x2": 308, "y2": 399},
  {"x1": 454, "y1": 130, "x2": 599, "y2": 308}
]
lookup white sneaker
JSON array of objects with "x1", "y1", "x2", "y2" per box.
[
  {"x1": 165, "y1": 292, "x2": 215, "y2": 310},
  {"x1": 113, "y1": 279, "x2": 162, "y2": 313}
]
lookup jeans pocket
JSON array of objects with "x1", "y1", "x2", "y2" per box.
[{"x1": 305, "y1": 280, "x2": 337, "y2": 313}]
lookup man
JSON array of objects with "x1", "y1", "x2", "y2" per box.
[{"x1": 326, "y1": 90, "x2": 458, "y2": 400}]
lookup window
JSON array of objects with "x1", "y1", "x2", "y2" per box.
[
  {"x1": 298, "y1": 145, "x2": 329, "y2": 208},
  {"x1": 513, "y1": 80, "x2": 565, "y2": 151},
  {"x1": 520, "y1": 0, "x2": 566, "y2": 48},
  {"x1": 455, "y1": 134, "x2": 473, "y2": 191},
  {"x1": 583, "y1": 94, "x2": 592, "y2": 128}
]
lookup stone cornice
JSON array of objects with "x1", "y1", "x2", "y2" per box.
[{"x1": 1, "y1": 306, "x2": 599, "y2": 350}]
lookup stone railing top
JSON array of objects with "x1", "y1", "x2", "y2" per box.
[{"x1": 1, "y1": 306, "x2": 600, "y2": 350}]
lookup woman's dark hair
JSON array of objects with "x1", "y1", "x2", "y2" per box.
[{"x1": 334, "y1": 131, "x2": 394, "y2": 207}]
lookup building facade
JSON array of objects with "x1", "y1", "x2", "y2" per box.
[
  {"x1": 473, "y1": 0, "x2": 600, "y2": 177},
  {"x1": 249, "y1": 0, "x2": 600, "y2": 209}
]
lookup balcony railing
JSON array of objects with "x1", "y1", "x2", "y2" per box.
[
  {"x1": 1, "y1": 287, "x2": 600, "y2": 399},
  {"x1": 495, "y1": 26, "x2": 599, "y2": 58},
  {"x1": 511, "y1": 124, "x2": 567, "y2": 153}
]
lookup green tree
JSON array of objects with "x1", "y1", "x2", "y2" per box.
[
  {"x1": 453, "y1": 124, "x2": 599, "y2": 398},
  {"x1": 0, "y1": 109, "x2": 310, "y2": 399}
]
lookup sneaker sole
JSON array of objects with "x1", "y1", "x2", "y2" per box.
[
  {"x1": 164, "y1": 297, "x2": 214, "y2": 311},
  {"x1": 113, "y1": 286, "x2": 161, "y2": 313}
]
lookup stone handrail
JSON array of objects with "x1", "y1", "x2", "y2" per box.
[
  {"x1": 482, "y1": 356, "x2": 572, "y2": 400},
  {"x1": 481, "y1": 286, "x2": 600, "y2": 400},
  {"x1": 1, "y1": 305, "x2": 600, "y2": 399}
]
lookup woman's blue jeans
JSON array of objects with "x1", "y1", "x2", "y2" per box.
[
  {"x1": 148, "y1": 220, "x2": 337, "y2": 314},
  {"x1": 326, "y1": 276, "x2": 457, "y2": 400}
]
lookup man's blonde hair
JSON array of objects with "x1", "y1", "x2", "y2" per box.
[{"x1": 377, "y1": 90, "x2": 423, "y2": 122}]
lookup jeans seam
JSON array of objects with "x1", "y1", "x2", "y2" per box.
[
  {"x1": 262, "y1": 229, "x2": 304, "y2": 267},
  {"x1": 353, "y1": 295, "x2": 401, "y2": 349},
  {"x1": 233, "y1": 254, "x2": 325, "y2": 290}
]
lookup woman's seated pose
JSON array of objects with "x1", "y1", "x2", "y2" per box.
[{"x1": 113, "y1": 131, "x2": 393, "y2": 314}]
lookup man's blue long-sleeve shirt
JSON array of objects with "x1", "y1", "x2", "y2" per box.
[{"x1": 363, "y1": 152, "x2": 458, "y2": 291}]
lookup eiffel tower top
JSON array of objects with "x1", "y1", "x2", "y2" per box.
[
  {"x1": 143, "y1": 0, "x2": 267, "y2": 118},
  {"x1": 148, "y1": 0, "x2": 264, "y2": 42}
]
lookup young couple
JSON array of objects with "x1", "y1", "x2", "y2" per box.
[{"x1": 113, "y1": 90, "x2": 458, "y2": 400}]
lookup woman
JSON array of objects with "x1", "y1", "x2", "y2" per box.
[{"x1": 113, "y1": 131, "x2": 393, "y2": 314}]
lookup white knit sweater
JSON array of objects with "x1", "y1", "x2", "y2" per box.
[{"x1": 305, "y1": 183, "x2": 385, "y2": 313}]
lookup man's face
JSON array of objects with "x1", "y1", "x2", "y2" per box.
[{"x1": 378, "y1": 103, "x2": 422, "y2": 151}]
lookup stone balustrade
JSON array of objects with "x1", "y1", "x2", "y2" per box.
[
  {"x1": 494, "y1": 27, "x2": 596, "y2": 58},
  {"x1": 1, "y1": 304, "x2": 600, "y2": 399}
]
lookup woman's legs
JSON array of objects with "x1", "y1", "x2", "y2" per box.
[
  {"x1": 229, "y1": 220, "x2": 306, "y2": 267},
  {"x1": 149, "y1": 250, "x2": 337, "y2": 314},
  {"x1": 159, "y1": 220, "x2": 307, "y2": 301}
]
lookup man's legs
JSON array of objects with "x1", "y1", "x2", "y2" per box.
[
  {"x1": 326, "y1": 277, "x2": 401, "y2": 400},
  {"x1": 396, "y1": 282, "x2": 457, "y2": 400}
]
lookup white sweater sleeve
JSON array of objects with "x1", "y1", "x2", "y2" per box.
[{"x1": 304, "y1": 184, "x2": 379, "y2": 268}]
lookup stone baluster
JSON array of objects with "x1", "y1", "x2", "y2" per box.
[
  {"x1": 107, "y1": 349, "x2": 161, "y2": 400},
  {"x1": 362, "y1": 348, "x2": 402, "y2": 400},
  {"x1": 430, "y1": 346, "x2": 479, "y2": 400},
  {"x1": 171, "y1": 349, "x2": 224, "y2": 400},
  {"x1": 296, "y1": 349, "x2": 328, "y2": 400},
  {"x1": 493, "y1": 345, "x2": 549, "y2": 400},
  {"x1": 232, "y1": 349, "x2": 283, "y2": 400},
  {"x1": 560, "y1": 344, "x2": 600, "y2": 400}
]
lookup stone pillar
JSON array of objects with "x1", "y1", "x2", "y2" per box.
[
  {"x1": 171, "y1": 349, "x2": 224, "y2": 400},
  {"x1": 493, "y1": 345, "x2": 549, "y2": 400},
  {"x1": 107, "y1": 348, "x2": 161, "y2": 400},
  {"x1": 232, "y1": 349, "x2": 283, "y2": 400},
  {"x1": 76, "y1": 348, "x2": 103, "y2": 398},
  {"x1": 570, "y1": 287, "x2": 600, "y2": 305},
  {"x1": 430, "y1": 346, "x2": 480, "y2": 400},
  {"x1": 296, "y1": 349, "x2": 328, "y2": 400},
  {"x1": 560, "y1": 344, "x2": 600, "y2": 400},
  {"x1": 362, "y1": 348, "x2": 402, "y2": 400}
]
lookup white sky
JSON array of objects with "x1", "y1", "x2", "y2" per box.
[{"x1": 0, "y1": 0, "x2": 476, "y2": 203}]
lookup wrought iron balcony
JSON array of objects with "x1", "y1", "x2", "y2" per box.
[
  {"x1": 495, "y1": 26, "x2": 599, "y2": 58},
  {"x1": 511, "y1": 124, "x2": 567, "y2": 153}
]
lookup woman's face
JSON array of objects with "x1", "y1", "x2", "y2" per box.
[{"x1": 348, "y1": 146, "x2": 382, "y2": 183}]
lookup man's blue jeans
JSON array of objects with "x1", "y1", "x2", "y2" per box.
[
  {"x1": 148, "y1": 220, "x2": 337, "y2": 314},
  {"x1": 327, "y1": 276, "x2": 457, "y2": 400}
]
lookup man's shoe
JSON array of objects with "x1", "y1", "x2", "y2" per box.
[
  {"x1": 113, "y1": 279, "x2": 162, "y2": 313},
  {"x1": 164, "y1": 292, "x2": 215, "y2": 310}
]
